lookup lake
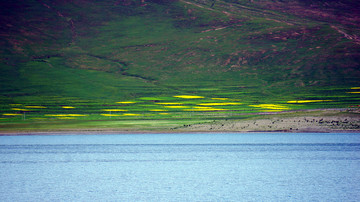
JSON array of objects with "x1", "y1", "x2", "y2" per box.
[{"x1": 1, "y1": 133, "x2": 360, "y2": 201}]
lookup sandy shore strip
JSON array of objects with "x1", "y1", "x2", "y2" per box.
[
  {"x1": 179, "y1": 116, "x2": 360, "y2": 133},
  {"x1": 1, "y1": 127, "x2": 359, "y2": 136}
]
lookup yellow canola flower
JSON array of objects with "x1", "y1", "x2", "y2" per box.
[
  {"x1": 11, "y1": 108, "x2": 31, "y2": 111},
  {"x1": 183, "y1": 107, "x2": 227, "y2": 111},
  {"x1": 25, "y1": 106, "x2": 47, "y2": 109},
  {"x1": 45, "y1": 114, "x2": 87, "y2": 117},
  {"x1": 62, "y1": 106, "x2": 75, "y2": 109},
  {"x1": 351, "y1": 87, "x2": 360, "y2": 89},
  {"x1": 102, "y1": 109, "x2": 128, "y2": 112},
  {"x1": 101, "y1": 114, "x2": 121, "y2": 117},
  {"x1": 101, "y1": 113, "x2": 141, "y2": 116},
  {"x1": 2, "y1": 113, "x2": 22, "y2": 116},
  {"x1": 116, "y1": 101, "x2": 136, "y2": 104},
  {"x1": 197, "y1": 102, "x2": 242, "y2": 106},
  {"x1": 46, "y1": 114, "x2": 68, "y2": 117},
  {"x1": 164, "y1": 106, "x2": 189, "y2": 108},
  {"x1": 287, "y1": 100, "x2": 333, "y2": 103},
  {"x1": 195, "y1": 107, "x2": 227, "y2": 110},
  {"x1": 57, "y1": 117, "x2": 76, "y2": 120},
  {"x1": 159, "y1": 113, "x2": 170, "y2": 115},
  {"x1": 155, "y1": 102, "x2": 184, "y2": 105},
  {"x1": 122, "y1": 113, "x2": 141, "y2": 116},
  {"x1": 211, "y1": 98, "x2": 229, "y2": 100},
  {"x1": 67, "y1": 114, "x2": 87, "y2": 117},
  {"x1": 249, "y1": 104, "x2": 290, "y2": 110},
  {"x1": 347, "y1": 92, "x2": 360, "y2": 94},
  {"x1": 149, "y1": 109, "x2": 168, "y2": 111},
  {"x1": 173, "y1": 95, "x2": 204, "y2": 99}
]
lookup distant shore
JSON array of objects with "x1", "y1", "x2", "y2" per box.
[
  {"x1": 1, "y1": 128, "x2": 360, "y2": 136},
  {"x1": 177, "y1": 110, "x2": 360, "y2": 133},
  {"x1": 1, "y1": 109, "x2": 359, "y2": 136}
]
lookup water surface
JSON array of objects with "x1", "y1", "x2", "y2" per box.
[{"x1": 1, "y1": 133, "x2": 359, "y2": 201}]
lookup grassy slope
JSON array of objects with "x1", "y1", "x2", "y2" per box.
[{"x1": 0, "y1": 0, "x2": 359, "y2": 131}]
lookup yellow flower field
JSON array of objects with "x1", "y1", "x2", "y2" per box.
[
  {"x1": 62, "y1": 106, "x2": 75, "y2": 109},
  {"x1": 156, "y1": 102, "x2": 184, "y2": 105},
  {"x1": 164, "y1": 106, "x2": 188, "y2": 108},
  {"x1": 173, "y1": 95, "x2": 204, "y2": 99},
  {"x1": 25, "y1": 106, "x2": 47, "y2": 109},
  {"x1": 197, "y1": 102, "x2": 242, "y2": 106},
  {"x1": 287, "y1": 100, "x2": 333, "y2": 103},
  {"x1": 2, "y1": 113, "x2": 22, "y2": 116},
  {"x1": 183, "y1": 107, "x2": 227, "y2": 111},
  {"x1": 11, "y1": 108, "x2": 31, "y2": 111},
  {"x1": 101, "y1": 114, "x2": 121, "y2": 116},
  {"x1": 249, "y1": 104, "x2": 290, "y2": 110},
  {"x1": 102, "y1": 109, "x2": 128, "y2": 112},
  {"x1": 122, "y1": 113, "x2": 141, "y2": 116},
  {"x1": 57, "y1": 117, "x2": 77, "y2": 119},
  {"x1": 45, "y1": 114, "x2": 87, "y2": 117},
  {"x1": 102, "y1": 113, "x2": 141, "y2": 116}
]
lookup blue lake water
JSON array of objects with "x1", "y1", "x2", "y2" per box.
[{"x1": 1, "y1": 133, "x2": 360, "y2": 201}]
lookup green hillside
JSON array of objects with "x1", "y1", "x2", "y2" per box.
[{"x1": 1, "y1": 0, "x2": 359, "y2": 131}]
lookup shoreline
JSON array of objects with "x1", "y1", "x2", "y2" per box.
[
  {"x1": 1, "y1": 129, "x2": 360, "y2": 136},
  {"x1": 1, "y1": 109, "x2": 359, "y2": 136}
]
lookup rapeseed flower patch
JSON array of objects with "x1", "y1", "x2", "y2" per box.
[
  {"x1": 159, "y1": 113, "x2": 170, "y2": 115},
  {"x1": 57, "y1": 117, "x2": 76, "y2": 119},
  {"x1": 183, "y1": 107, "x2": 227, "y2": 111},
  {"x1": 2, "y1": 113, "x2": 22, "y2": 116},
  {"x1": 116, "y1": 101, "x2": 136, "y2": 104},
  {"x1": 122, "y1": 113, "x2": 141, "y2": 116},
  {"x1": 45, "y1": 114, "x2": 68, "y2": 117},
  {"x1": 347, "y1": 92, "x2": 360, "y2": 94},
  {"x1": 62, "y1": 106, "x2": 75, "y2": 109},
  {"x1": 211, "y1": 98, "x2": 229, "y2": 100},
  {"x1": 102, "y1": 109, "x2": 128, "y2": 112},
  {"x1": 249, "y1": 104, "x2": 290, "y2": 110},
  {"x1": 195, "y1": 107, "x2": 227, "y2": 111},
  {"x1": 45, "y1": 114, "x2": 87, "y2": 117},
  {"x1": 11, "y1": 108, "x2": 31, "y2": 111},
  {"x1": 164, "y1": 106, "x2": 188, "y2": 108},
  {"x1": 150, "y1": 109, "x2": 168, "y2": 111},
  {"x1": 173, "y1": 95, "x2": 204, "y2": 99},
  {"x1": 197, "y1": 102, "x2": 242, "y2": 106},
  {"x1": 101, "y1": 114, "x2": 121, "y2": 116},
  {"x1": 287, "y1": 100, "x2": 333, "y2": 103},
  {"x1": 156, "y1": 102, "x2": 184, "y2": 105},
  {"x1": 351, "y1": 87, "x2": 360, "y2": 89},
  {"x1": 67, "y1": 114, "x2": 88, "y2": 117},
  {"x1": 25, "y1": 106, "x2": 46, "y2": 109}
]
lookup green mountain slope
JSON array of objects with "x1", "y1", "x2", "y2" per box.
[{"x1": 0, "y1": 0, "x2": 359, "y2": 130}]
